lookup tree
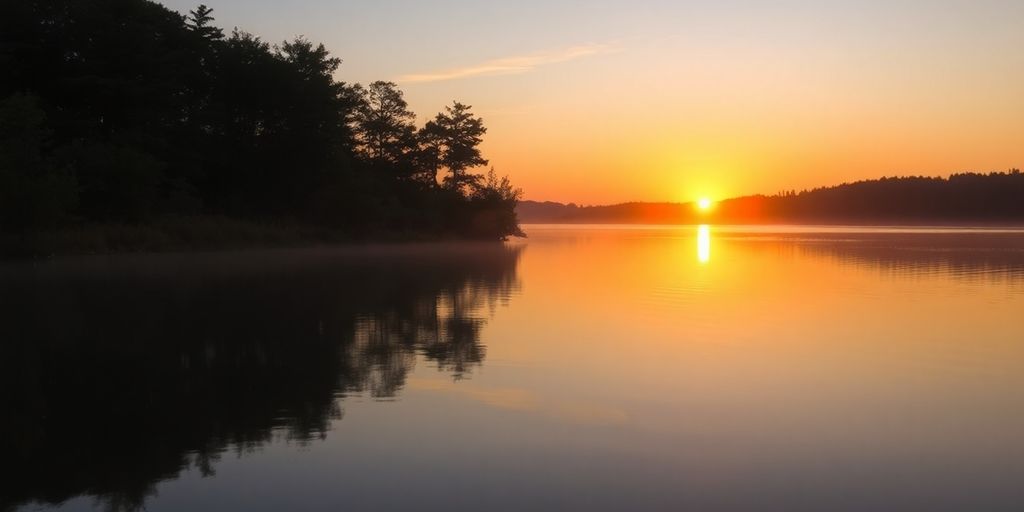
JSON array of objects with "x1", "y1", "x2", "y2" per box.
[
  {"x1": 352, "y1": 81, "x2": 417, "y2": 173},
  {"x1": 186, "y1": 5, "x2": 224, "y2": 41},
  {"x1": 465, "y1": 168, "x2": 524, "y2": 238},
  {"x1": 278, "y1": 38, "x2": 339, "y2": 82},
  {"x1": 473, "y1": 168, "x2": 522, "y2": 203},
  {"x1": 421, "y1": 102, "x2": 488, "y2": 193},
  {"x1": 0, "y1": 0, "x2": 524, "y2": 241}
]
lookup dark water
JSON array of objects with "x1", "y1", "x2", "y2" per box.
[{"x1": 4, "y1": 226, "x2": 1024, "y2": 511}]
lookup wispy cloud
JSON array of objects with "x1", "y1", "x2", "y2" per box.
[{"x1": 398, "y1": 43, "x2": 618, "y2": 83}]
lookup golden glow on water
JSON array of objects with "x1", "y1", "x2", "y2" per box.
[
  {"x1": 697, "y1": 224, "x2": 711, "y2": 264},
  {"x1": 399, "y1": 226, "x2": 1024, "y2": 508},
  {"x1": 13, "y1": 226, "x2": 1017, "y2": 510}
]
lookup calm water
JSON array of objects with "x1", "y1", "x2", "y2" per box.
[{"x1": 4, "y1": 225, "x2": 1024, "y2": 511}]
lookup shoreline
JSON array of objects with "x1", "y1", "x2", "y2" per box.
[
  {"x1": 1, "y1": 215, "x2": 516, "y2": 261},
  {"x1": 8, "y1": 219, "x2": 1021, "y2": 261}
]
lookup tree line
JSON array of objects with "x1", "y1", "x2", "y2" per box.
[
  {"x1": 746, "y1": 171, "x2": 1024, "y2": 223},
  {"x1": 516, "y1": 171, "x2": 1024, "y2": 225},
  {"x1": 0, "y1": 1, "x2": 523, "y2": 240}
]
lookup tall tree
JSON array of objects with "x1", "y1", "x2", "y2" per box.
[
  {"x1": 186, "y1": 5, "x2": 224, "y2": 41},
  {"x1": 421, "y1": 102, "x2": 488, "y2": 193},
  {"x1": 352, "y1": 81, "x2": 417, "y2": 173}
]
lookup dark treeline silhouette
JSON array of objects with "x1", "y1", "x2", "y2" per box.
[
  {"x1": 518, "y1": 171, "x2": 1024, "y2": 225},
  {"x1": 0, "y1": 243, "x2": 520, "y2": 511},
  {"x1": 0, "y1": 1, "x2": 522, "y2": 248}
]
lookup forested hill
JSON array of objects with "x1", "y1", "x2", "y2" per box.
[
  {"x1": 519, "y1": 172, "x2": 1024, "y2": 225},
  {"x1": 0, "y1": 0, "x2": 523, "y2": 249}
]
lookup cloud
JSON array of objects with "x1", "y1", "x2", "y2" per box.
[{"x1": 397, "y1": 43, "x2": 618, "y2": 83}]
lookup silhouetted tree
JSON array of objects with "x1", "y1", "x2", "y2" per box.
[
  {"x1": 467, "y1": 168, "x2": 525, "y2": 238},
  {"x1": 0, "y1": 0, "x2": 524, "y2": 244},
  {"x1": 353, "y1": 81, "x2": 418, "y2": 174},
  {"x1": 186, "y1": 4, "x2": 224, "y2": 40},
  {"x1": 422, "y1": 102, "x2": 488, "y2": 193}
]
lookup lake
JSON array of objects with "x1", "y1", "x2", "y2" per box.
[{"x1": 4, "y1": 225, "x2": 1024, "y2": 511}]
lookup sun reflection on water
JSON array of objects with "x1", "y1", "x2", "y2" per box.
[{"x1": 697, "y1": 225, "x2": 711, "y2": 264}]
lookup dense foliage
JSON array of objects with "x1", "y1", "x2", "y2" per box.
[{"x1": 0, "y1": 1, "x2": 523, "y2": 239}]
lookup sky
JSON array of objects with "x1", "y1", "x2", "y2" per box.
[{"x1": 162, "y1": 0, "x2": 1024, "y2": 204}]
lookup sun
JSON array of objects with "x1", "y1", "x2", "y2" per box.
[{"x1": 697, "y1": 198, "x2": 713, "y2": 211}]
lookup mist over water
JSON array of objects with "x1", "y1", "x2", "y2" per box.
[{"x1": 5, "y1": 226, "x2": 1024, "y2": 511}]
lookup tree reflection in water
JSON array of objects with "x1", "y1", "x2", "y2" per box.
[{"x1": 0, "y1": 244, "x2": 521, "y2": 511}]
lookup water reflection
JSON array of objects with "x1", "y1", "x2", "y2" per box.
[
  {"x1": 697, "y1": 225, "x2": 711, "y2": 264},
  {"x1": 714, "y1": 229, "x2": 1024, "y2": 283},
  {"x1": 802, "y1": 234, "x2": 1024, "y2": 282},
  {"x1": 6, "y1": 228, "x2": 1024, "y2": 512},
  {"x1": 514, "y1": 225, "x2": 1024, "y2": 512},
  {"x1": 0, "y1": 245, "x2": 520, "y2": 512}
]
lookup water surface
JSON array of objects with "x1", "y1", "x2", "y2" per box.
[{"x1": 5, "y1": 225, "x2": 1024, "y2": 511}]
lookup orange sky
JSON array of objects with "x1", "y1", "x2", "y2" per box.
[{"x1": 165, "y1": 0, "x2": 1024, "y2": 204}]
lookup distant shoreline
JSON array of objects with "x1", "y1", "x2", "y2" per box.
[{"x1": 518, "y1": 172, "x2": 1024, "y2": 226}]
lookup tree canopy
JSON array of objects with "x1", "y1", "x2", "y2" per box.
[{"x1": 0, "y1": 0, "x2": 522, "y2": 241}]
